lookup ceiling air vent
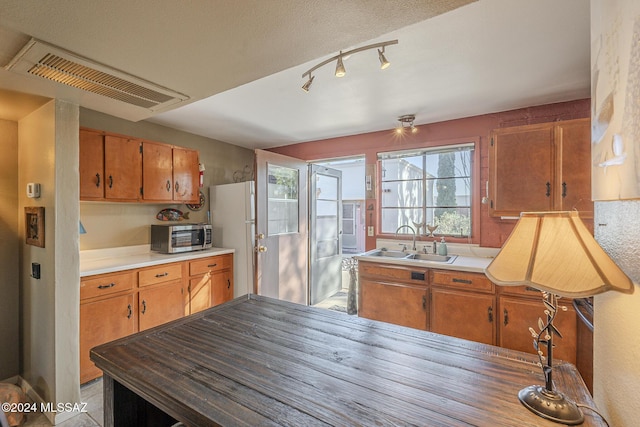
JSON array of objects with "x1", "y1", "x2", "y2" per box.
[{"x1": 5, "y1": 39, "x2": 189, "y2": 110}]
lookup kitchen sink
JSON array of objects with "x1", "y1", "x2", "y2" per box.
[
  {"x1": 361, "y1": 249, "x2": 458, "y2": 264},
  {"x1": 367, "y1": 249, "x2": 409, "y2": 258},
  {"x1": 406, "y1": 253, "x2": 457, "y2": 264}
]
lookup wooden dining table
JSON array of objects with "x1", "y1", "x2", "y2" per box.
[{"x1": 91, "y1": 294, "x2": 606, "y2": 426}]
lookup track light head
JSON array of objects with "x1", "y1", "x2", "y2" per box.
[
  {"x1": 378, "y1": 48, "x2": 390, "y2": 70},
  {"x1": 335, "y1": 53, "x2": 346, "y2": 77},
  {"x1": 301, "y1": 75, "x2": 314, "y2": 92}
]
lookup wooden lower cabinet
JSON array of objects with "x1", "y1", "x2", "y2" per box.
[
  {"x1": 430, "y1": 288, "x2": 495, "y2": 345},
  {"x1": 498, "y1": 294, "x2": 577, "y2": 364},
  {"x1": 80, "y1": 253, "x2": 234, "y2": 383},
  {"x1": 80, "y1": 294, "x2": 135, "y2": 384},
  {"x1": 211, "y1": 269, "x2": 234, "y2": 306},
  {"x1": 186, "y1": 254, "x2": 234, "y2": 314},
  {"x1": 138, "y1": 281, "x2": 184, "y2": 331},
  {"x1": 357, "y1": 262, "x2": 578, "y2": 365},
  {"x1": 359, "y1": 279, "x2": 428, "y2": 330}
]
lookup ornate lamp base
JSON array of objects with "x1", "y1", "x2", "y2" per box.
[{"x1": 518, "y1": 385, "x2": 584, "y2": 425}]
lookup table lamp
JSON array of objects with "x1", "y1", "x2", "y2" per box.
[{"x1": 485, "y1": 211, "x2": 634, "y2": 425}]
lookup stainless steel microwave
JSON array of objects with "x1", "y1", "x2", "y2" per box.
[{"x1": 150, "y1": 223, "x2": 213, "y2": 253}]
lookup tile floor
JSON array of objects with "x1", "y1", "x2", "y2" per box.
[{"x1": 22, "y1": 379, "x2": 103, "y2": 427}]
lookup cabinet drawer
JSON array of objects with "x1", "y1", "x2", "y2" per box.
[
  {"x1": 139, "y1": 263, "x2": 182, "y2": 287},
  {"x1": 81, "y1": 271, "x2": 136, "y2": 300},
  {"x1": 358, "y1": 261, "x2": 429, "y2": 285},
  {"x1": 497, "y1": 284, "x2": 573, "y2": 304},
  {"x1": 431, "y1": 270, "x2": 493, "y2": 292},
  {"x1": 497, "y1": 284, "x2": 544, "y2": 297},
  {"x1": 189, "y1": 254, "x2": 232, "y2": 276}
]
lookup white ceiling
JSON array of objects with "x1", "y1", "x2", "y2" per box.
[{"x1": 0, "y1": 0, "x2": 591, "y2": 150}]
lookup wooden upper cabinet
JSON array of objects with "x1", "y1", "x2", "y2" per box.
[
  {"x1": 172, "y1": 147, "x2": 199, "y2": 203},
  {"x1": 489, "y1": 118, "x2": 591, "y2": 218},
  {"x1": 80, "y1": 127, "x2": 199, "y2": 203},
  {"x1": 79, "y1": 129, "x2": 105, "y2": 200},
  {"x1": 555, "y1": 119, "x2": 593, "y2": 217},
  {"x1": 489, "y1": 123, "x2": 554, "y2": 216},
  {"x1": 104, "y1": 135, "x2": 142, "y2": 201},
  {"x1": 142, "y1": 141, "x2": 174, "y2": 201},
  {"x1": 142, "y1": 142, "x2": 199, "y2": 203}
]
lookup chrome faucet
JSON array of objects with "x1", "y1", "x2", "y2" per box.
[{"x1": 395, "y1": 225, "x2": 417, "y2": 251}]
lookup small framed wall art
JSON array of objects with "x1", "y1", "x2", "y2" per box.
[{"x1": 25, "y1": 206, "x2": 45, "y2": 247}]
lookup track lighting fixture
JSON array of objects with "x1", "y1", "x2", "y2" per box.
[
  {"x1": 396, "y1": 114, "x2": 418, "y2": 135},
  {"x1": 301, "y1": 39, "x2": 398, "y2": 92}
]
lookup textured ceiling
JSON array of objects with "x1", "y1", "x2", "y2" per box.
[{"x1": 0, "y1": 0, "x2": 590, "y2": 149}]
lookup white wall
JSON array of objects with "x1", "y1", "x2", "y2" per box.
[
  {"x1": 593, "y1": 201, "x2": 640, "y2": 425},
  {"x1": 0, "y1": 118, "x2": 19, "y2": 380},
  {"x1": 19, "y1": 100, "x2": 80, "y2": 424},
  {"x1": 591, "y1": 0, "x2": 640, "y2": 425}
]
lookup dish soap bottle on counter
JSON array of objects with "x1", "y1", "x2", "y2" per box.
[{"x1": 437, "y1": 237, "x2": 448, "y2": 256}]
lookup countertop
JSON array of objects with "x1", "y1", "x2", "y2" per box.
[
  {"x1": 80, "y1": 245, "x2": 234, "y2": 277},
  {"x1": 355, "y1": 240, "x2": 499, "y2": 273}
]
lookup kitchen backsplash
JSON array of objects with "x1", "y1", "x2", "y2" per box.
[{"x1": 80, "y1": 202, "x2": 209, "y2": 250}]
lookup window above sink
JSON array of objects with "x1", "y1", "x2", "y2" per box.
[{"x1": 378, "y1": 142, "x2": 474, "y2": 238}]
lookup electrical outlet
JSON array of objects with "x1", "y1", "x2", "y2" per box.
[{"x1": 367, "y1": 226, "x2": 374, "y2": 236}]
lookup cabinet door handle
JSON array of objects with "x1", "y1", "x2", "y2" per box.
[
  {"x1": 488, "y1": 306, "x2": 493, "y2": 323},
  {"x1": 503, "y1": 308, "x2": 509, "y2": 326},
  {"x1": 127, "y1": 304, "x2": 132, "y2": 319},
  {"x1": 452, "y1": 278, "x2": 472, "y2": 285},
  {"x1": 207, "y1": 263, "x2": 217, "y2": 268},
  {"x1": 95, "y1": 173, "x2": 101, "y2": 188},
  {"x1": 545, "y1": 182, "x2": 551, "y2": 197},
  {"x1": 98, "y1": 283, "x2": 115, "y2": 289},
  {"x1": 155, "y1": 272, "x2": 168, "y2": 278},
  {"x1": 166, "y1": 180, "x2": 171, "y2": 192},
  {"x1": 422, "y1": 295, "x2": 427, "y2": 310},
  {"x1": 141, "y1": 300, "x2": 147, "y2": 314},
  {"x1": 108, "y1": 175, "x2": 113, "y2": 189},
  {"x1": 227, "y1": 279, "x2": 231, "y2": 289},
  {"x1": 175, "y1": 181, "x2": 180, "y2": 193},
  {"x1": 562, "y1": 182, "x2": 567, "y2": 198}
]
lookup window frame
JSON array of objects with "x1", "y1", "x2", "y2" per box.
[{"x1": 376, "y1": 138, "x2": 480, "y2": 244}]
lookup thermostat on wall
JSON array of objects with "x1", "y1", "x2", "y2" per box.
[{"x1": 27, "y1": 183, "x2": 41, "y2": 198}]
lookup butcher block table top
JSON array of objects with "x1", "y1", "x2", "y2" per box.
[{"x1": 91, "y1": 294, "x2": 605, "y2": 426}]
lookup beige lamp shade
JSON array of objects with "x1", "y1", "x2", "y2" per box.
[{"x1": 485, "y1": 211, "x2": 634, "y2": 298}]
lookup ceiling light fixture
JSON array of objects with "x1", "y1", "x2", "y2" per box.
[
  {"x1": 396, "y1": 114, "x2": 418, "y2": 134},
  {"x1": 301, "y1": 39, "x2": 398, "y2": 92}
]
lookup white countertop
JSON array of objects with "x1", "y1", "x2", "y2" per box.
[
  {"x1": 80, "y1": 245, "x2": 235, "y2": 277},
  {"x1": 355, "y1": 240, "x2": 499, "y2": 273}
]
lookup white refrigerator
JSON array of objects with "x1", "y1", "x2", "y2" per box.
[{"x1": 210, "y1": 182, "x2": 255, "y2": 298}]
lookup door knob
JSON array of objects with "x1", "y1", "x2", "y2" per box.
[
  {"x1": 257, "y1": 233, "x2": 265, "y2": 240},
  {"x1": 257, "y1": 245, "x2": 267, "y2": 253}
]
